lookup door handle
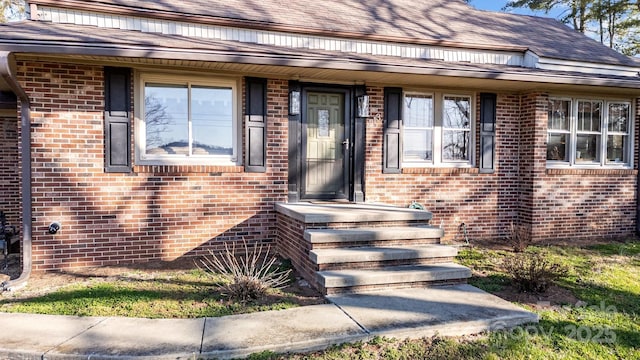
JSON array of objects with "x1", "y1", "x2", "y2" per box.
[{"x1": 342, "y1": 138, "x2": 350, "y2": 151}]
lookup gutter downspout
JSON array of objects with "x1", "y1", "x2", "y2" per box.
[
  {"x1": 637, "y1": 97, "x2": 640, "y2": 236},
  {"x1": 0, "y1": 51, "x2": 32, "y2": 291}
]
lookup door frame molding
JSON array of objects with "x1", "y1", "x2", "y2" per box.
[{"x1": 287, "y1": 82, "x2": 366, "y2": 203}]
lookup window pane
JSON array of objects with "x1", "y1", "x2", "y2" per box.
[
  {"x1": 443, "y1": 130, "x2": 469, "y2": 161},
  {"x1": 547, "y1": 133, "x2": 568, "y2": 161},
  {"x1": 575, "y1": 134, "x2": 600, "y2": 163},
  {"x1": 403, "y1": 129, "x2": 433, "y2": 161},
  {"x1": 607, "y1": 135, "x2": 627, "y2": 164},
  {"x1": 144, "y1": 84, "x2": 188, "y2": 155},
  {"x1": 191, "y1": 86, "x2": 233, "y2": 155},
  {"x1": 443, "y1": 96, "x2": 471, "y2": 129},
  {"x1": 577, "y1": 101, "x2": 602, "y2": 132},
  {"x1": 404, "y1": 94, "x2": 433, "y2": 128},
  {"x1": 548, "y1": 99, "x2": 570, "y2": 130},
  {"x1": 608, "y1": 103, "x2": 629, "y2": 133}
]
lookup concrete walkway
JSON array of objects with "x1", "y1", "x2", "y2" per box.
[{"x1": 0, "y1": 284, "x2": 538, "y2": 360}]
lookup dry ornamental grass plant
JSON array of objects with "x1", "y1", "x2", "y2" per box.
[
  {"x1": 502, "y1": 251, "x2": 567, "y2": 293},
  {"x1": 199, "y1": 240, "x2": 292, "y2": 302},
  {"x1": 506, "y1": 222, "x2": 533, "y2": 252}
]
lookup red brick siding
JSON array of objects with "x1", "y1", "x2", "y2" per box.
[
  {"x1": 275, "y1": 213, "x2": 317, "y2": 289},
  {"x1": 517, "y1": 92, "x2": 546, "y2": 235},
  {"x1": 525, "y1": 94, "x2": 639, "y2": 241},
  {"x1": 365, "y1": 87, "x2": 522, "y2": 241},
  {"x1": 14, "y1": 58, "x2": 640, "y2": 272},
  {"x1": 17, "y1": 60, "x2": 288, "y2": 271},
  {"x1": 365, "y1": 88, "x2": 638, "y2": 242},
  {"x1": 0, "y1": 113, "x2": 20, "y2": 225}
]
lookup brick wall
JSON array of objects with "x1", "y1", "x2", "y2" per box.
[
  {"x1": 519, "y1": 93, "x2": 638, "y2": 241},
  {"x1": 364, "y1": 87, "x2": 638, "y2": 243},
  {"x1": 0, "y1": 113, "x2": 20, "y2": 226},
  {"x1": 13, "y1": 58, "x2": 640, "y2": 272},
  {"x1": 365, "y1": 87, "x2": 522, "y2": 242},
  {"x1": 17, "y1": 60, "x2": 289, "y2": 271}
]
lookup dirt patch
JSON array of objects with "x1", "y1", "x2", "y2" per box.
[
  {"x1": 1, "y1": 253, "x2": 21, "y2": 281},
  {"x1": 493, "y1": 284, "x2": 579, "y2": 310},
  {"x1": 1, "y1": 255, "x2": 324, "y2": 307}
]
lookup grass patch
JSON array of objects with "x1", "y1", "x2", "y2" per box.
[
  {"x1": 267, "y1": 239, "x2": 640, "y2": 359},
  {"x1": 0, "y1": 268, "x2": 318, "y2": 318}
]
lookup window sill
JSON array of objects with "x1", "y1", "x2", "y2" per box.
[
  {"x1": 133, "y1": 164, "x2": 244, "y2": 174},
  {"x1": 402, "y1": 167, "x2": 479, "y2": 174},
  {"x1": 546, "y1": 168, "x2": 637, "y2": 176}
]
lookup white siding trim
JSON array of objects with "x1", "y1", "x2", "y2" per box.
[
  {"x1": 38, "y1": 6, "x2": 526, "y2": 67},
  {"x1": 537, "y1": 57, "x2": 640, "y2": 77}
]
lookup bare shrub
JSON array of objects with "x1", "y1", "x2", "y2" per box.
[
  {"x1": 502, "y1": 251, "x2": 567, "y2": 293},
  {"x1": 199, "y1": 240, "x2": 292, "y2": 302},
  {"x1": 505, "y1": 222, "x2": 532, "y2": 252}
]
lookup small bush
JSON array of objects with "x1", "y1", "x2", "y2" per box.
[
  {"x1": 505, "y1": 222, "x2": 532, "y2": 252},
  {"x1": 502, "y1": 251, "x2": 566, "y2": 293},
  {"x1": 199, "y1": 240, "x2": 291, "y2": 302}
]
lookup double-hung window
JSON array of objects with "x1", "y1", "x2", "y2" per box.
[
  {"x1": 606, "y1": 102, "x2": 631, "y2": 165},
  {"x1": 575, "y1": 100, "x2": 603, "y2": 164},
  {"x1": 547, "y1": 97, "x2": 632, "y2": 167},
  {"x1": 403, "y1": 93, "x2": 434, "y2": 162},
  {"x1": 442, "y1": 95, "x2": 472, "y2": 162},
  {"x1": 403, "y1": 92, "x2": 473, "y2": 166},
  {"x1": 136, "y1": 73, "x2": 239, "y2": 165},
  {"x1": 547, "y1": 99, "x2": 571, "y2": 162}
]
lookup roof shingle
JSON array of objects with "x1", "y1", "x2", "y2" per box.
[{"x1": 29, "y1": 0, "x2": 640, "y2": 66}]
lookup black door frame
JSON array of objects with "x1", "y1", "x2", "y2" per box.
[{"x1": 287, "y1": 82, "x2": 366, "y2": 203}]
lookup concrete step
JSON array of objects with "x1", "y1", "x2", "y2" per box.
[
  {"x1": 305, "y1": 226, "x2": 444, "y2": 245},
  {"x1": 276, "y1": 202, "x2": 433, "y2": 223},
  {"x1": 310, "y1": 244, "x2": 458, "y2": 265},
  {"x1": 317, "y1": 263, "x2": 471, "y2": 292}
]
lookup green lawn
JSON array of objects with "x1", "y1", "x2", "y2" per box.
[
  {"x1": 268, "y1": 241, "x2": 640, "y2": 360},
  {"x1": 0, "y1": 269, "x2": 314, "y2": 318},
  {"x1": 2, "y1": 241, "x2": 639, "y2": 359}
]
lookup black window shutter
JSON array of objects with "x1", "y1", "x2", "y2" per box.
[
  {"x1": 479, "y1": 93, "x2": 497, "y2": 173},
  {"x1": 245, "y1": 77, "x2": 267, "y2": 173},
  {"x1": 104, "y1": 67, "x2": 131, "y2": 173},
  {"x1": 383, "y1": 87, "x2": 403, "y2": 174}
]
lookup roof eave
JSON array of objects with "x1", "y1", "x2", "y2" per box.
[{"x1": 5, "y1": 40, "x2": 640, "y2": 91}]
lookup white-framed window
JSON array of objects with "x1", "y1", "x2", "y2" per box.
[
  {"x1": 403, "y1": 91, "x2": 473, "y2": 166},
  {"x1": 135, "y1": 72, "x2": 240, "y2": 165},
  {"x1": 547, "y1": 97, "x2": 633, "y2": 167}
]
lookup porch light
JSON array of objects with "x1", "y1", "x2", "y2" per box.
[
  {"x1": 357, "y1": 95, "x2": 370, "y2": 118},
  {"x1": 289, "y1": 90, "x2": 301, "y2": 115}
]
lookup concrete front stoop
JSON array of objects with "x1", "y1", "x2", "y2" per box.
[{"x1": 275, "y1": 203, "x2": 471, "y2": 295}]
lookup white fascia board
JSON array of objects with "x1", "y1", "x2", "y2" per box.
[
  {"x1": 523, "y1": 50, "x2": 539, "y2": 68},
  {"x1": 536, "y1": 56, "x2": 640, "y2": 77}
]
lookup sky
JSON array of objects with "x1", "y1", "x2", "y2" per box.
[{"x1": 469, "y1": 0, "x2": 566, "y2": 19}]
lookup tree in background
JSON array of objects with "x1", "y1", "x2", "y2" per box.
[
  {"x1": 0, "y1": 0, "x2": 25, "y2": 23},
  {"x1": 505, "y1": 0, "x2": 640, "y2": 56}
]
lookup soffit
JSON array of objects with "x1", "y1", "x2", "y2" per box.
[{"x1": 18, "y1": 53, "x2": 640, "y2": 96}]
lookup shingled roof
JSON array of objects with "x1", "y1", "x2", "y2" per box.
[
  {"x1": 28, "y1": 0, "x2": 640, "y2": 67},
  {"x1": 2, "y1": 19, "x2": 639, "y2": 92}
]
